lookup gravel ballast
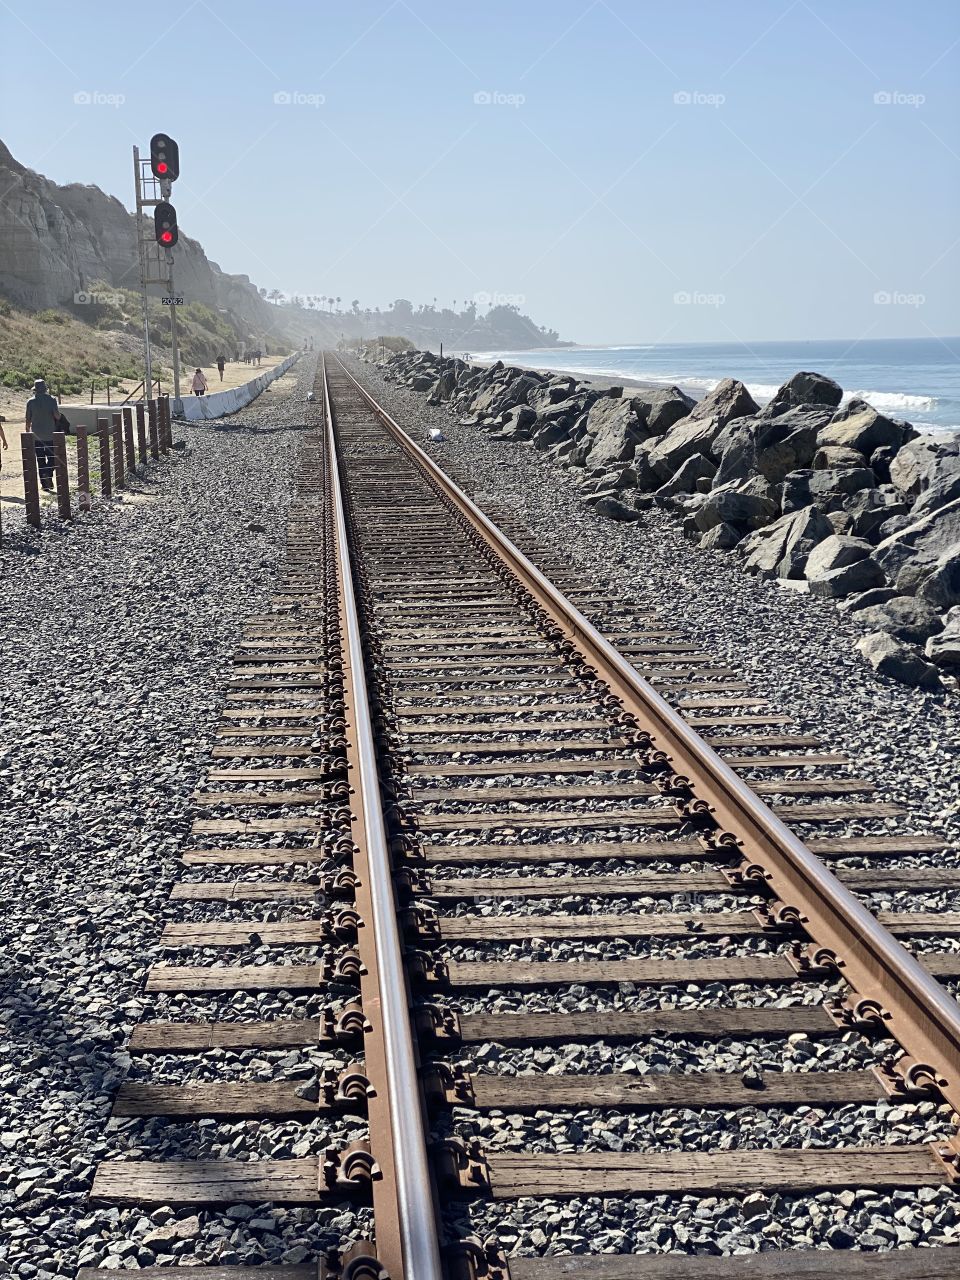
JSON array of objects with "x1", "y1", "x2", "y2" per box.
[{"x1": 0, "y1": 358, "x2": 376, "y2": 1274}]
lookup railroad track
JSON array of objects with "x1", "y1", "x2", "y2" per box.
[{"x1": 80, "y1": 353, "x2": 960, "y2": 1278}]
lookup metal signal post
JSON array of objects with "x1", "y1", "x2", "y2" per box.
[{"x1": 133, "y1": 134, "x2": 184, "y2": 415}]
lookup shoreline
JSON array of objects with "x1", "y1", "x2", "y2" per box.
[{"x1": 461, "y1": 353, "x2": 957, "y2": 438}]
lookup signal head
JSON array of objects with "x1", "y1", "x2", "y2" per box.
[
  {"x1": 154, "y1": 200, "x2": 179, "y2": 248},
  {"x1": 150, "y1": 133, "x2": 180, "y2": 182}
]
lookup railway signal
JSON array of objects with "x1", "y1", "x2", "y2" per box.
[
  {"x1": 150, "y1": 133, "x2": 179, "y2": 182},
  {"x1": 154, "y1": 201, "x2": 178, "y2": 247}
]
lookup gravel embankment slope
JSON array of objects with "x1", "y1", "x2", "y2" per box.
[{"x1": 0, "y1": 358, "x2": 359, "y2": 1276}]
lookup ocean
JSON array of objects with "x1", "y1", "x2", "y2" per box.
[{"x1": 475, "y1": 337, "x2": 960, "y2": 436}]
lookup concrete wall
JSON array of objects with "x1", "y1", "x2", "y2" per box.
[{"x1": 176, "y1": 352, "x2": 300, "y2": 421}]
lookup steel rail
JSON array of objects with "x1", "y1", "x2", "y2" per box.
[
  {"x1": 330, "y1": 352, "x2": 960, "y2": 1118},
  {"x1": 322, "y1": 354, "x2": 444, "y2": 1280}
]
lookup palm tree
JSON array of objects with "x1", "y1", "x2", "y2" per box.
[{"x1": 335, "y1": 296, "x2": 342, "y2": 312}]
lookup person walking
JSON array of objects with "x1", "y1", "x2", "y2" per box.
[
  {"x1": 191, "y1": 368, "x2": 208, "y2": 397},
  {"x1": 24, "y1": 378, "x2": 61, "y2": 491},
  {"x1": 216, "y1": 354, "x2": 226, "y2": 381}
]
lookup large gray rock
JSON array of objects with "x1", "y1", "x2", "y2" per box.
[
  {"x1": 855, "y1": 596, "x2": 943, "y2": 644},
  {"x1": 805, "y1": 534, "x2": 884, "y2": 598},
  {"x1": 856, "y1": 631, "x2": 941, "y2": 689},
  {"x1": 528, "y1": 376, "x2": 577, "y2": 413},
  {"x1": 581, "y1": 397, "x2": 646, "y2": 469},
  {"x1": 817, "y1": 400, "x2": 914, "y2": 454},
  {"x1": 812, "y1": 445, "x2": 867, "y2": 470},
  {"x1": 587, "y1": 492, "x2": 642, "y2": 521},
  {"x1": 694, "y1": 476, "x2": 778, "y2": 533},
  {"x1": 838, "y1": 586, "x2": 899, "y2": 613},
  {"x1": 644, "y1": 379, "x2": 757, "y2": 480},
  {"x1": 763, "y1": 371, "x2": 843, "y2": 416},
  {"x1": 874, "y1": 495, "x2": 960, "y2": 585},
  {"x1": 909, "y1": 452, "x2": 960, "y2": 520},
  {"x1": 807, "y1": 467, "x2": 877, "y2": 509},
  {"x1": 738, "y1": 505, "x2": 833, "y2": 579},
  {"x1": 713, "y1": 406, "x2": 830, "y2": 487},
  {"x1": 889, "y1": 436, "x2": 960, "y2": 498},
  {"x1": 915, "y1": 546, "x2": 960, "y2": 610},
  {"x1": 805, "y1": 533, "x2": 873, "y2": 575},
  {"x1": 630, "y1": 386, "x2": 695, "y2": 435},
  {"x1": 655, "y1": 453, "x2": 716, "y2": 501},
  {"x1": 842, "y1": 488, "x2": 911, "y2": 542},
  {"x1": 493, "y1": 404, "x2": 536, "y2": 440},
  {"x1": 699, "y1": 522, "x2": 742, "y2": 550},
  {"x1": 925, "y1": 612, "x2": 960, "y2": 667}
]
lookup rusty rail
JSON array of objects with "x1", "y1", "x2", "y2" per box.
[
  {"x1": 330, "y1": 352, "x2": 960, "y2": 1118},
  {"x1": 323, "y1": 353, "x2": 444, "y2": 1280}
]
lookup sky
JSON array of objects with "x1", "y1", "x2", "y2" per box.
[{"x1": 2, "y1": 0, "x2": 959, "y2": 345}]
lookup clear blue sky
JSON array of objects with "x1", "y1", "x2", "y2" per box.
[{"x1": 2, "y1": 0, "x2": 958, "y2": 343}]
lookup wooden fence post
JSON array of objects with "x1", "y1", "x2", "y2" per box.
[
  {"x1": 123, "y1": 406, "x2": 136, "y2": 472},
  {"x1": 76, "y1": 425, "x2": 91, "y2": 512},
  {"x1": 136, "y1": 403, "x2": 148, "y2": 465},
  {"x1": 53, "y1": 431, "x2": 71, "y2": 519},
  {"x1": 111, "y1": 411, "x2": 125, "y2": 489},
  {"x1": 148, "y1": 399, "x2": 160, "y2": 460},
  {"x1": 159, "y1": 395, "x2": 170, "y2": 454},
  {"x1": 97, "y1": 416, "x2": 112, "y2": 497},
  {"x1": 20, "y1": 434, "x2": 41, "y2": 529}
]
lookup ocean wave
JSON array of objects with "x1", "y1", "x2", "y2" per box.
[{"x1": 843, "y1": 389, "x2": 937, "y2": 413}]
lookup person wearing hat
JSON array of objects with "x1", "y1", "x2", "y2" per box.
[{"x1": 24, "y1": 378, "x2": 61, "y2": 491}]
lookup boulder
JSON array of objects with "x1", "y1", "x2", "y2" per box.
[
  {"x1": 699, "y1": 522, "x2": 742, "y2": 550},
  {"x1": 655, "y1": 453, "x2": 716, "y2": 502},
  {"x1": 817, "y1": 400, "x2": 913, "y2": 454},
  {"x1": 807, "y1": 467, "x2": 877, "y2": 508},
  {"x1": 856, "y1": 631, "x2": 941, "y2": 689},
  {"x1": 838, "y1": 586, "x2": 899, "y2": 613},
  {"x1": 908, "y1": 453, "x2": 960, "y2": 520},
  {"x1": 581, "y1": 397, "x2": 646, "y2": 469},
  {"x1": 780, "y1": 470, "x2": 815, "y2": 514},
  {"x1": 763, "y1": 371, "x2": 843, "y2": 416},
  {"x1": 925, "y1": 613, "x2": 960, "y2": 667},
  {"x1": 855, "y1": 596, "x2": 943, "y2": 645},
  {"x1": 738, "y1": 505, "x2": 833, "y2": 579},
  {"x1": 812, "y1": 445, "x2": 867, "y2": 470},
  {"x1": 915, "y1": 546, "x2": 960, "y2": 611},
  {"x1": 410, "y1": 374, "x2": 434, "y2": 392},
  {"x1": 493, "y1": 405, "x2": 536, "y2": 440},
  {"x1": 630, "y1": 386, "x2": 695, "y2": 435},
  {"x1": 644, "y1": 379, "x2": 758, "y2": 480},
  {"x1": 694, "y1": 476, "x2": 778, "y2": 534},
  {"x1": 869, "y1": 445, "x2": 898, "y2": 485},
  {"x1": 874, "y1": 495, "x2": 960, "y2": 585},
  {"x1": 889, "y1": 436, "x2": 960, "y2": 498},
  {"x1": 805, "y1": 534, "x2": 884, "y2": 599},
  {"x1": 588, "y1": 492, "x2": 642, "y2": 521},
  {"x1": 842, "y1": 488, "x2": 911, "y2": 543},
  {"x1": 713, "y1": 406, "x2": 830, "y2": 487},
  {"x1": 528, "y1": 377, "x2": 577, "y2": 413}
]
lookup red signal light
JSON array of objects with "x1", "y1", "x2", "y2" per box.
[
  {"x1": 156, "y1": 161, "x2": 168, "y2": 174},
  {"x1": 154, "y1": 201, "x2": 179, "y2": 247}
]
